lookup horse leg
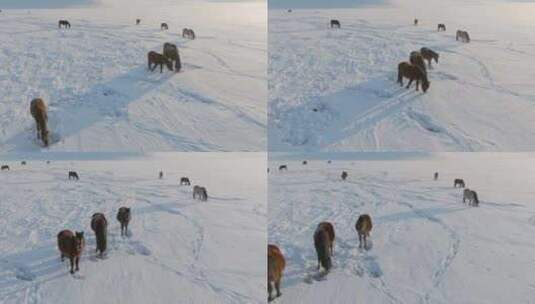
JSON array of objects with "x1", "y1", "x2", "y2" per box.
[
  {"x1": 358, "y1": 233, "x2": 363, "y2": 248},
  {"x1": 275, "y1": 279, "x2": 282, "y2": 297},
  {"x1": 61, "y1": 253, "x2": 65, "y2": 261},
  {"x1": 406, "y1": 78, "x2": 413, "y2": 89},
  {"x1": 364, "y1": 235, "x2": 367, "y2": 250},
  {"x1": 75, "y1": 256, "x2": 80, "y2": 271},
  {"x1": 69, "y1": 257, "x2": 74, "y2": 274},
  {"x1": 268, "y1": 281, "x2": 273, "y2": 302}
]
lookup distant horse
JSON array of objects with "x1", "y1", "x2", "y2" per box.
[
  {"x1": 58, "y1": 20, "x2": 71, "y2": 28},
  {"x1": 314, "y1": 223, "x2": 333, "y2": 271},
  {"x1": 327, "y1": 160, "x2": 332, "y2": 164},
  {"x1": 147, "y1": 51, "x2": 173, "y2": 73},
  {"x1": 163, "y1": 42, "x2": 182, "y2": 72},
  {"x1": 182, "y1": 28, "x2": 195, "y2": 39},
  {"x1": 30, "y1": 98, "x2": 49, "y2": 147},
  {"x1": 410, "y1": 51, "x2": 427, "y2": 75},
  {"x1": 302, "y1": 160, "x2": 307, "y2": 165},
  {"x1": 355, "y1": 214, "x2": 372, "y2": 249},
  {"x1": 288, "y1": 9, "x2": 292, "y2": 13},
  {"x1": 456, "y1": 30, "x2": 470, "y2": 43},
  {"x1": 463, "y1": 189, "x2": 479, "y2": 206},
  {"x1": 159, "y1": 171, "x2": 163, "y2": 179},
  {"x1": 1, "y1": 165, "x2": 9, "y2": 171},
  {"x1": 330, "y1": 20, "x2": 341, "y2": 28},
  {"x1": 21, "y1": 161, "x2": 26, "y2": 165},
  {"x1": 278, "y1": 165, "x2": 287, "y2": 171},
  {"x1": 420, "y1": 47, "x2": 439, "y2": 68},
  {"x1": 434, "y1": 172, "x2": 439, "y2": 180},
  {"x1": 193, "y1": 185, "x2": 208, "y2": 201},
  {"x1": 117, "y1": 207, "x2": 131, "y2": 236},
  {"x1": 68, "y1": 171, "x2": 79, "y2": 180},
  {"x1": 161, "y1": 23, "x2": 168, "y2": 30},
  {"x1": 341, "y1": 171, "x2": 348, "y2": 181},
  {"x1": 180, "y1": 177, "x2": 191, "y2": 186},
  {"x1": 437, "y1": 24, "x2": 446, "y2": 31},
  {"x1": 91, "y1": 213, "x2": 107, "y2": 257},
  {"x1": 454, "y1": 178, "x2": 465, "y2": 188},
  {"x1": 267, "y1": 244, "x2": 286, "y2": 302},
  {"x1": 136, "y1": 19, "x2": 141, "y2": 25},
  {"x1": 57, "y1": 230, "x2": 85, "y2": 274},
  {"x1": 414, "y1": 18, "x2": 418, "y2": 26},
  {"x1": 397, "y1": 62, "x2": 430, "y2": 92}
]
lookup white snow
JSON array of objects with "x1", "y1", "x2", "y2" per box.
[
  {"x1": 0, "y1": 0, "x2": 266, "y2": 152},
  {"x1": 0, "y1": 152, "x2": 266, "y2": 304},
  {"x1": 268, "y1": 152, "x2": 535, "y2": 303},
  {"x1": 268, "y1": 0, "x2": 535, "y2": 151}
]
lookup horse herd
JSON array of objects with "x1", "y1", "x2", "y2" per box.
[
  {"x1": 328, "y1": 18, "x2": 472, "y2": 93},
  {"x1": 267, "y1": 163, "x2": 481, "y2": 302}
]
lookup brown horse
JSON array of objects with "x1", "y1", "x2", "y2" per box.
[
  {"x1": 91, "y1": 213, "x2": 107, "y2": 257},
  {"x1": 456, "y1": 30, "x2": 470, "y2": 43},
  {"x1": 30, "y1": 98, "x2": 49, "y2": 147},
  {"x1": 314, "y1": 224, "x2": 333, "y2": 271},
  {"x1": 397, "y1": 62, "x2": 430, "y2": 92},
  {"x1": 317, "y1": 222, "x2": 335, "y2": 256},
  {"x1": 163, "y1": 42, "x2": 182, "y2": 72},
  {"x1": 159, "y1": 171, "x2": 163, "y2": 179},
  {"x1": 58, "y1": 20, "x2": 71, "y2": 28},
  {"x1": 267, "y1": 244, "x2": 286, "y2": 302},
  {"x1": 117, "y1": 207, "x2": 131, "y2": 236},
  {"x1": 68, "y1": 171, "x2": 79, "y2": 180},
  {"x1": 57, "y1": 230, "x2": 85, "y2": 274},
  {"x1": 437, "y1": 24, "x2": 446, "y2": 31},
  {"x1": 355, "y1": 214, "x2": 372, "y2": 249},
  {"x1": 420, "y1": 47, "x2": 439, "y2": 68},
  {"x1": 410, "y1": 51, "x2": 427, "y2": 76},
  {"x1": 341, "y1": 171, "x2": 348, "y2": 181},
  {"x1": 147, "y1": 51, "x2": 172, "y2": 73}
]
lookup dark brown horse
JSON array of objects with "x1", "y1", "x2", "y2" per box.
[
  {"x1": 302, "y1": 160, "x2": 307, "y2": 165},
  {"x1": 410, "y1": 51, "x2": 427, "y2": 75},
  {"x1": 159, "y1": 171, "x2": 163, "y2": 179},
  {"x1": 57, "y1": 230, "x2": 85, "y2": 274},
  {"x1": 454, "y1": 178, "x2": 465, "y2": 188},
  {"x1": 355, "y1": 214, "x2": 372, "y2": 249},
  {"x1": 314, "y1": 224, "x2": 333, "y2": 272},
  {"x1": 21, "y1": 161, "x2": 26, "y2": 165},
  {"x1": 420, "y1": 47, "x2": 439, "y2": 68},
  {"x1": 91, "y1": 213, "x2": 107, "y2": 257},
  {"x1": 414, "y1": 18, "x2": 418, "y2": 26},
  {"x1": 278, "y1": 165, "x2": 287, "y2": 171},
  {"x1": 341, "y1": 171, "x2": 348, "y2": 180},
  {"x1": 68, "y1": 171, "x2": 79, "y2": 180},
  {"x1": 317, "y1": 222, "x2": 335, "y2": 256},
  {"x1": 30, "y1": 98, "x2": 49, "y2": 147},
  {"x1": 163, "y1": 42, "x2": 182, "y2": 72},
  {"x1": 117, "y1": 207, "x2": 131, "y2": 236},
  {"x1": 397, "y1": 62, "x2": 430, "y2": 92},
  {"x1": 147, "y1": 51, "x2": 172, "y2": 73},
  {"x1": 330, "y1": 20, "x2": 340, "y2": 28},
  {"x1": 437, "y1": 24, "x2": 446, "y2": 31},
  {"x1": 58, "y1": 20, "x2": 71, "y2": 28},
  {"x1": 267, "y1": 244, "x2": 286, "y2": 302},
  {"x1": 180, "y1": 177, "x2": 191, "y2": 185}
]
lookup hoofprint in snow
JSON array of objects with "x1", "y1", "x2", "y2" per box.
[
  {"x1": 0, "y1": 0, "x2": 266, "y2": 152},
  {"x1": 268, "y1": 153, "x2": 535, "y2": 303},
  {"x1": 0, "y1": 152, "x2": 266, "y2": 304},
  {"x1": 268, "y1": 0, "x2": 535, "y2": 152}
]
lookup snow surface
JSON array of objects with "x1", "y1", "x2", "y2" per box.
[
  {"x1": 268, "y1": 152, "x2": 535, "y2": 303},
  {"x1": 268, "y1": 0, "x2": 535, "y2": 151},
  {"x1": 0, "y1": 0, "x2": 266, "y2": 152},
  {"x1": 0, "y1": 152, "x2": 266, "y2": 304}
]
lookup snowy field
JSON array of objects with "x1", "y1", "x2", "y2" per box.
[
  {"x1": 0, "y1": 152, "x2": 266, "y2": 304},
  {"x1": 0, "y1": 0, "x2": 266, "y2": 152},
  {"x1": 268, "y1": 153, "x2": 535, "y2": 303},
  {"x1": 269, "y1": 0, "x2": 535, "y2": 151}
]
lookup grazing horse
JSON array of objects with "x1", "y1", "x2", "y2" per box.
[
  {"x1": 68, "y1": 171, "x2": 79, "y2": 180},
  {"x1": 161, "y1": 23, "x2": 168, "y2": 30},
  {"x1": 341, "y1": 171, "x2": 348, "y2": 181},
  {"x1": 57, "y1": 230, "x2": 85, "y2": 274},
  {"x1": 58, "y1": 20, "x2": 71, "y2": 28},
  {"x1": 147, "y1": 51, "x2": 173, "y2": 73},
  {"x1": 193, "y1": 185, "x2": 208, "y2": 201},
  {"x1": 454, "y1": 178, "x2": 465, "y2": 188},
  {"x1": 434, "y1": 172, "x2": 439, "y2": 180},
  {"x1": 180, "y1": 177, "x2": 191, "y2": 186},
  {"x1": 397, "y1": 62, "x2": 430, "y2": 92},
  {"x1": 414, "y1": 18, "x2": 418, "y2": 26},
  {"x1": 314, "y1": 224, "x2": 333, "y2": 271},
  {"x1": 117, "y1": 207, "x2": 131, "y2": 236},
  {"x1": 163, "y1": 42, "x2": 182, "y2": 72},
  {"x1": 182, "y1": 28, "x2": 196, "y2": 39},
  {"x1": 420, "y1": 47, "x2": 439, "y2": 68},
  {"x1": 437, "y1": 24, "x2": 446, "y2": 31},
  {"x1": 410, "y1": 51, "x2": 427, "y2": 75},
  {"x1": 456, "y1": 30, "x2": 470, "y2": 43},
  {"x1": 278, "y1": 165, "x2": 287, "y2": 171},
  {"x1": 330, "y1": 20, "x2": 341, "y2": 28},
  {"x1": 159, "y1": 171, "x2": 163, "y2": 179},
  {"x1": 91, "y1": 213, "x2": 107, "y2": 257},
  {"x1": 463, "y1": 189, "x2": 479, "y2": 206},
  {"x1": 30, "y1": 98, "x2": 49, "y2": 147},
  {"x1": 267, "y1": 244, "x2": 286, "y2": 302},
  {"x1": 1, "y1": 165, "x2": 9, "y2": 171},
  {"x1": 136, "y1": 19, "x2": 141, "y2": 25},
  {"x1": 355, "y1": 214, "x2": 372, "y2": 249},
  {"x1": 302, "y1": 160, "x2": 307, "y2": 165}
]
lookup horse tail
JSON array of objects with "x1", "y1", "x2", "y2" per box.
[
  {"x1": 473, "y1": 191, "x2": 479, "y2": 205},
  {"x1": 314, "y1": 229, "x2": 332, "y2": 271},
  {"x1": 96, "y1": 225, "x2": 107, "y2": 253}
]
